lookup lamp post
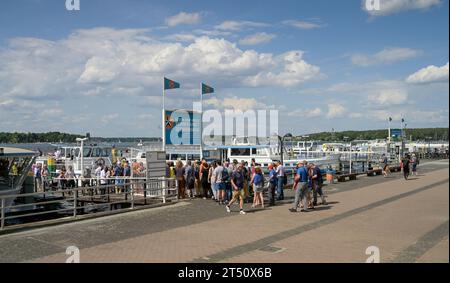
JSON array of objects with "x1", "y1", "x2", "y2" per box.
[
  {"x1": 76, "y1": 137, "x2": 89, "y2": 173},
  {"x1": 279, "y1": 133, "x2": 293, "y2": 165}
]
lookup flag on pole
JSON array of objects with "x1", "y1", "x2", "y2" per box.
[
  {"x1": 202, "y1": 83, "x2": 214, "y2": 95},
  {"x1": 164, "y1": 77, "x2": 180, "y2": 90},
  {"x1": 389, "y1": 117, "x2": 392, "y2": 122}
]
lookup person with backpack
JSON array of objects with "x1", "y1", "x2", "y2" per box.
[
  {"x1": 224, "y1": 162, "x2": 233, "y2": 203},
  {"x1": 251, "y1": 166, "x2": 265, "y2": 209},
  {"x1": 184, "y1": 161, "x2": 196, "y2": 199},
  {"x1": 290, "y1": 161, "x2": 310, "y2": 213},
  {"x1": 226, "y1": 162, "x2": 246, "y2": 215},
  {"x1": 401, "y1": 154, "x2": 411, "y2": 180},
  {"x1": 213, "y1": 160, "x2": 226, "y2": 205},
  {"x1": 312, "y1": 163, "x2": 327, "y2": 206}
]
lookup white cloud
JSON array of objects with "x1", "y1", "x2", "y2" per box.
[
  {"x1": 406, "y1": 62, "x2": 449, "y2": 84},
  {"x1": 166, "y1": 12, "x2": 201, "y2": 27},
  {"x1": 282, "y1": 20, "x2": 323, "y2": 29},
  {"x1": 0, "y1": 27, "x2": 322, "y2": 105},
  {"x1": 368, "y1": 89, "x2": 408, "y2": 105},
  {"x1": 215, "y1": 21, "x2": 269, "y2": 31},
  {"x1": 362, "y1": 0, "x2": 441, "y2": 17},
  {"x1": 239, "y1": 32, "x2": 276, "y2": 45},
  {"x1": 288, "y1": 107, "x2": 323, "y2": 118},
  {"x1": 351, "y1": 47, "x2": 420, "y2": 66},
  {"x1": 326, "y1": 103, "x2": 346, "y2": 118},
  {"x1": 203, "y1": 96, "x2": 271, "y2": 111},
  {"x1": 243, "y1": 51, "x2": 323, "y2": 87},
  {"x1": 165, "y1": 33, "x2": 198, "y2": 42}
]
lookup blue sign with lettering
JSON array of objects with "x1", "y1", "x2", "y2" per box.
[
  {"x1": 391, "y1": 129, "x2": 402, "y2": 137},
  {"x1": 165, "y1": 110, "x2": 201, "y2": 145}
]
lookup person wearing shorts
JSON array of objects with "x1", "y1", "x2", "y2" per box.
[{"x1": 226, "y1": 162, "x2": 246, "y2": 215}]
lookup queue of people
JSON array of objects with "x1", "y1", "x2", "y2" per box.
[
  {"x1": 32, "y1": 158, "x2": 145, "y2": 195},
  {"x1": 165, "y1": 158, "x2": 303, "y2": 215}
]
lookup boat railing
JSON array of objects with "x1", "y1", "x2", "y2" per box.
[
  {"x1": 289, "y1": 150, "x2": 341, "y2": 160},
  {"x1": 0, "y1": 177, "x2": 178, "y2": 231}
]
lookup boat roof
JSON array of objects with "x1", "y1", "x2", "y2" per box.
[
  {"x1": 0, "y1": 147, "x2": 37, "y2": 157},
  {"x1": 205, "y1": 145, "x2": 271, "y2": 150}
]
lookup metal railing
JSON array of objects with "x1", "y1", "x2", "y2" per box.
[{"x1": 0, "y1": 177, "x2": 178, "y2": 231}]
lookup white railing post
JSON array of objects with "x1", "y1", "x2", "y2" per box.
[
  {"x1": 1, "y1": 198, "x2": 5, "y2": 230},
  {"x1": 131, "y1": 185, "x2": 135, "y2": 209},
  {"x1": 161, "y1": 178, "x2": 166, "y2": 204}
]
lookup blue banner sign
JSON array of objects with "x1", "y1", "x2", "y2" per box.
[
  {"x1": 391, "y1": 129, "x2": 402, "y2": 137},
  {"x1": 165, "y1": 110, "x2": 201, "y2": 145}
]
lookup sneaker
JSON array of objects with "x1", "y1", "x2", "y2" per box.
[
  {"x1": 240, "y1": 210, "x2": 246, "y2": 215},
  {"x1": 203, "y1": 197, "x2": 206, "y2": 200},
  {"x1": 226, "y1": 206, "x2": 231, "y2": 213},
  {"x1": 289, "y1": 208, "x2": 297, "y2": 213}
]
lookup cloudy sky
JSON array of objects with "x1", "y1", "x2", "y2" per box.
[{"x1": 0, "y1": 0, "x2": 448, "y2": 137}]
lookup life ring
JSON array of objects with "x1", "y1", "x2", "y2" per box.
[{"x1": 322, "y1": 144, "x2": 328, "y2": 151}]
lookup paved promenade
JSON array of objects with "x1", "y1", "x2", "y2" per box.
[{"x1": 0, "y1": 160, "x2": 448, "y2": 263}]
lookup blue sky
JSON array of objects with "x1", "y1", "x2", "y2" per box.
[{"x1": 0, "y1": 0, "x2": 448, "y2": 137}]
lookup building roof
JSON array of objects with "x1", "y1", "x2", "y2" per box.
[{"x1": 0, "y1": 147, "x2": 37, "y2": 157}]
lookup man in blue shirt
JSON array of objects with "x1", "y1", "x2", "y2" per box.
[
  {"x1": 290, "y1": 161, "x2": 310, "y2": 212},
  {"x1": 226, "y1": 162, "x2": 246, "y2": 215}
]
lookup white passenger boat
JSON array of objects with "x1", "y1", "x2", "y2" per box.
[
  {"x1": 0, "y1": 147, "x2": 37, "y2": 211},
  {"x1": 35, "y1": 138, "x2": 114, "y2": 176},
  {"x1": 208, "y1": 137, "x2": 341, "y2": 170}
]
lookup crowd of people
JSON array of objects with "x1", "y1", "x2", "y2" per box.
[
  {"x1": 380, "y1": 153, "x2": 420, "y2": 180},
  {"x1": 166, "y1": 158, "x2": 328, "y2": 214},
  {"x1": 32, "y1": 158, "x2": 147, "y2": 195},
  {"x1": 30, "y1": 152, "x2": 422, "y2": 213},
  {"x1": 166, "y1": 159, "x2": 288, "y2": 214}
]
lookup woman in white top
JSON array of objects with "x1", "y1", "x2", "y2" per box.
[
  {"x1": 208, "y1": 161, "x2": 217, "y2": 200},
  {"x1": 66, "y1": 166, "x2": 76, "y2": 190}
]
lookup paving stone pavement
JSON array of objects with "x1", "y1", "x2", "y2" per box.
[{"x1": 0, "y1": 160, "x2": 448, "y2": 263}]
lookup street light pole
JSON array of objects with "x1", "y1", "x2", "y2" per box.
[{"x1": 349, "y1": 141, "x2": 352, "y2": 174}]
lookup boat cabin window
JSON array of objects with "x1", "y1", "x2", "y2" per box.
[
  {"x1": 187, "y1": 154, "x2": 201, "y2": 160},
  {"x1": 170, "y1": 154, "x2": 185, "y2": 160},
  {"x1": 231, "y1": 148, "x2": 251, "y2": 156}
]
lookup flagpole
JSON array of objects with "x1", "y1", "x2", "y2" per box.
[
  {"x1": 200, "y1": 83, "x2": 203, "y2": 160},
  {"x1": 162, "y1": 77, "x2": 166, "y2": 152}
]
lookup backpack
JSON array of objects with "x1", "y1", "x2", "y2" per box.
[{"x1": 222, "y1": 168, "x2": 230, "y2": 182}]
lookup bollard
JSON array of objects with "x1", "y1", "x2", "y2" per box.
[
  {"x1": 73, "y1": 189, "x2": 77, "y2": 218},
  {"x1": 1, "y1": 198, "x2": 4, "y2": 230}
]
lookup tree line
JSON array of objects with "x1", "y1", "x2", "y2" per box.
[
  {"x1": 0, "y1": 128, "x2": 448, "y2": 144},
  {"x1": 296, "y1": 128, "x2": 449, "y2": 142},
  {"x1": 0, "y1": 132, "x2": 162, "y2": 143}
]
